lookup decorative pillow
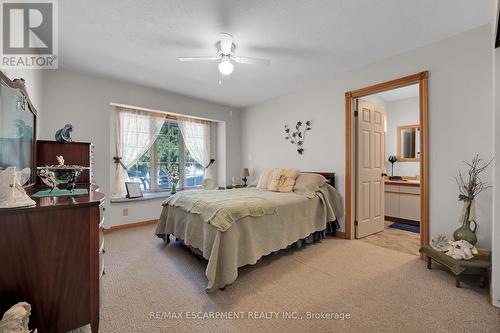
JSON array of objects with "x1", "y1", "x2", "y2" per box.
[
  {"x1": 256, "y1": 170, "x2": 272, "y2": 189},
  {"x1": 293, "y1": 173, "x2": 327, "y2": 198},
  {"x1": 202, "y1": 178, "x2": 217, "y2": 190},
  {"x1": 268, "y1": 168, "x2": 299, "y2": 192}
]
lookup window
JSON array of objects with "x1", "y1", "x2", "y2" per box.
[{"x1": 126, "y1": 120, "x2": 205, "y2": 192}]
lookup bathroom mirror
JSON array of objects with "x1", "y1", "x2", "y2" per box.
[
  {"x1": 0, "y1": 71, "x2": 37, "y2": 190},
  {"x1": 397, "y1": 124, "x2": 420, "y2": 162}
]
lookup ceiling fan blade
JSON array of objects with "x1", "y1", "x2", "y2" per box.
[
  {"x1": 233, "y1": 56, "x2": 270, "y2": 66},
  {"x1": 219, "y1": 33, "x2": 233, "y2": 55},
  {"x1": 178, "y1": 56, "x2": 219, "y2": 62}
]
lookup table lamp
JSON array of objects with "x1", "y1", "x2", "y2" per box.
[{"x1": 242, "y1": 168, "x2": 250, "y2": 187}]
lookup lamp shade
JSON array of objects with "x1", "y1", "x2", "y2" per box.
[{"x1": 242, "y1": 168, "x2": 250, "y2": 177}]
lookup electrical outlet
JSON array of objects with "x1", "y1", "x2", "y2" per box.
[{"x1": 123, "y1": 208, "x2": 128, "y2": 216}]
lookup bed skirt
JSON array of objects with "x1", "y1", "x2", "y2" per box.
[
  {"x1": 288, "y1": 219, "x2": 340, "y2": 248},
  {"x1": 160, "y1": 219, "x2": 340, "y2": 264}
]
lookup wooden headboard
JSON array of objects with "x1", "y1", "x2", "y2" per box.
[{"x1": 304, "y1": 172, "x2": 336, "y2": 188}]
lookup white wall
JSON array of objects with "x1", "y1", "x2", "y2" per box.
[
  {"x1": 39, "y1": 69, "x2": 241, "y2": 227},
  {"x1": 493, "y1": 45, "x2": 500, "y2": 308},
  {"x1": 241, "y1": 25, "x2": 494, "y2": 248},
  {"x1": 492, "y1": 2, "x2": 500, "y2": 308},
  {"x1": 384, "y1": 97, "x2": 420, "y2": 177}
]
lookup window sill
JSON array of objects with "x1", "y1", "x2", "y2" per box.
[{"x1": 110, "y1": 191, "x2": 172, "y2": 204}]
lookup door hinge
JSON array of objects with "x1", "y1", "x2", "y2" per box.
[
  {"x1": 354, "y1": 220, "x2": 358, "y2": 226},
  {"x1": 354, "y1": 110, "x2": 358, "y2": 117}
]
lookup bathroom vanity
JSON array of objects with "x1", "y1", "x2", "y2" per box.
[{"x1": 384, "y1": 178, "x2": 420, "y2": 226}]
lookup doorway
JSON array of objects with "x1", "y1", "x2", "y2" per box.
[{"x1": 344, "y1": 72, "x2": 429, "y2": 253}]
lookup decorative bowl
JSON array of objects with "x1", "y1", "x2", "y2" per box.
[{"x1": 36, "y1": 166, "x2": 89, "y2": 192}]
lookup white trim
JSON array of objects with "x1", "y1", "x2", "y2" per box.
[{"x1": 109, "y1": 102, "x2": 221, "y2": 123}]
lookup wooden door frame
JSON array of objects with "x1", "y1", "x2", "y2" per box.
[{"x1": 344, "y1": 71, "x2": 429, "y2": 249}]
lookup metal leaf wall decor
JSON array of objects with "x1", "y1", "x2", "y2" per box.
[{"x1": 284, "y1": 121, "x2": 312, "y2": 155}]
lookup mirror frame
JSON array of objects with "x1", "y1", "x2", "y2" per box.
[
  {"x1": 0, "y1": 70, "x2": 38, "y2": 192},
  {"x1": 397, "y1": 124, "x2": 420, "y2": 162}
]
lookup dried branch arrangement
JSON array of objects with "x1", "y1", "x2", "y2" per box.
[
  {"x1": 455, "y1": 154, "x2": 493, "y2": 202},
  {"x1": 284, "y1": 121, "x2": 312, "y2": 155}
]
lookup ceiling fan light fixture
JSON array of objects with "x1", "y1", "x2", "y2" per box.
[
  {"x1": 218, "y1": 59, "x2": 234, "y2": 75},
  {"x1": 178, "y1": 33, "x2": 269, "y2": 79}
]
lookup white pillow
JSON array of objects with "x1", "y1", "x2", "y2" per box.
[
  {"x1": 293, "y1": 173, "x2": 327, "y2": 198},
  {"x1": 256, "y1": 170, "x2": 272, "y2": 189}
]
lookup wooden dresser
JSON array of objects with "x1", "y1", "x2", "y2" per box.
[{"x1": 0, "y1": 185, "x2": 105, "y2": 333}]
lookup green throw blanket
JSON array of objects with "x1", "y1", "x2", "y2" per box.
[{"x1": 163, "y1": 189, "x2": 278, "y2": 232}]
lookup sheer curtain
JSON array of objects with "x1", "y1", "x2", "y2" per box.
[
  {"x1": 111, "y1": 107, "x2": 165, "y2": 198},
  {"x1": 177, "y1": 116, "x2": 214, "y2": 180}
]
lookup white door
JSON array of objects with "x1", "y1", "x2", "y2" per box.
[{"x1": 356, "y1": 99, "x2": 385, "y2": 238}]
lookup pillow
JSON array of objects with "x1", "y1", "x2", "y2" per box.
[
  {"x1": 202, "y1": 178, "x2": 217, "y2": 190},
  {"x1": 293, "y1": 173, "x2": 327, "y2": 198},
  {"x1": 268, "y1": 168, "x2": 299, "y2": 192},
  {"x1": 256, "y1": 170, "x2": 272, "y2": 189}
]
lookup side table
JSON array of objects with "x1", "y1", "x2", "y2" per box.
[{"x1": 420, "y1": 245, "x2": 491, "y2": 288}]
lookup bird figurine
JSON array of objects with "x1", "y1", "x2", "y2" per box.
[{"x1": 55, "y1": 124, "x2": 73, "y2": 143}]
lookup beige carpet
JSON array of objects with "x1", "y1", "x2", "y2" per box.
[{"x1": 100, "y1": 225, "x2": 500, "y2": 333}]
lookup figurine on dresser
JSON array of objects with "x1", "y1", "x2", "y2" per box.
[{"x1": 0, "y1": 167, "x2": 36, "y2": 208}]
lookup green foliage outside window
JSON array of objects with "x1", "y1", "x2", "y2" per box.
[{"x1": 127, "y1": 121, "x2": 204, "y2": 191}]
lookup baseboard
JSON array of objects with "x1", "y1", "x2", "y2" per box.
[
  {"x1": 103, "y1": 219, "x2": 158, "y2": 234},
  {"x1": 335, "y1": 231, "x2": 346, "y2": 239},
  {"x1": 385, "y1": 216, "x2": 420, "y2": 226}
]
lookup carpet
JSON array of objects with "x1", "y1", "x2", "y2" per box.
[
  {"x1": 99, "y1": 225, "x2": 499, "y2": 332},
  {"x1": 388, "y1": 222, "x2": 420, "y2": 233}
]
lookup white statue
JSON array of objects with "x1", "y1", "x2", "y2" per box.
[
  {"x1": 0, "y1": 167, "x2": 36, "y2": 208},
  {"x1": 231, "y1": 176, "x2": 236, "y2": 187}
]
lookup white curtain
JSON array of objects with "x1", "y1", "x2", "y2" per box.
[
  {"x1": 177, "y1": 116, "x2": 214, "y2": 180},
  {"x1": 111, "y1": 107, "x2": 165, "y2": 198}
]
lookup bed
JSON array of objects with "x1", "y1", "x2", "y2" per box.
[{"x1": 155, "y1": 172, "x2": 342, "y2": 291}]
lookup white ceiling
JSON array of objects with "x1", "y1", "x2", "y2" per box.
[
  {"x1": 59, "y1": 0, "x2": 492, "y2": 108},
  {"x1": 370, "y1": 84, "x2": 420, "y2": 102}
]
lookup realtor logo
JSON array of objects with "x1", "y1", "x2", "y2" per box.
[{"x1": 1, "y1": 0, "x2": 58, "y2": 69}]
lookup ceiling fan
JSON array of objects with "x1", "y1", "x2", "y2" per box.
[{"x1": 178, "y1": 33, "x2": 270, "y2": 76}]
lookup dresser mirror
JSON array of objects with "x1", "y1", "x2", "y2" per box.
[
  {"x1": 397, "y1": 124, "x2": 420, "y2": 162},
  {"x1": 0, "y1": 71, "x2": 37, "y2": 190}
]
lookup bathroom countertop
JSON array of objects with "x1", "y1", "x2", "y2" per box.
[{"x1": 384, "y1": 179, "x2": 420, "y2": 187}]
